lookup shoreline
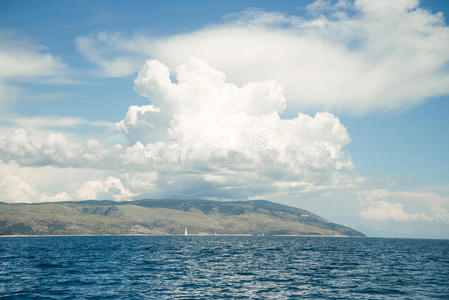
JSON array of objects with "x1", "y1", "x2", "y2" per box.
[{"x1": 0, "y1": 233, "x2": 352, "y2": 238}]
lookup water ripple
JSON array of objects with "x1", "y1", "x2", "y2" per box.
[{"x1": 0, "y1": 236, "x2": 448, "y2": 299}]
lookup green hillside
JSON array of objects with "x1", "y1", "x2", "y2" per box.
[{"x1": 0, "y1": 199, "x2": 365, "y2": 237}]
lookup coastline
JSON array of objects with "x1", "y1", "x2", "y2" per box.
[{"x1": 0, "y1": 233, "x2": 351, "y2": 238}]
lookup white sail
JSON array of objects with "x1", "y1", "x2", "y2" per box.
[{"x1": 184, "y1": 227, "x2": 188, "y2": 236}]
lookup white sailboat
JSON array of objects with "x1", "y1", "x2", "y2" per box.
[{"x1": 184, "y1": 227, "x2": 188, "y2": 236}]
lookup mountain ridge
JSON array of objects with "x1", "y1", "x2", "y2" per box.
[{"x1": 0, "y1": 199, "x2": 365, "y2": 237}]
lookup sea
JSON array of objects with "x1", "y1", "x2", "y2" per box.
[{"x1": 0, "y1": 236, "x2": 448, "y2": 299}]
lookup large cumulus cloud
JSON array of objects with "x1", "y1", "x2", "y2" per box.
[
  {"x1": 115, "y1": 58, "x2": 354, "y2": 196},
  {"x1": 0, "y1": 58, "x2": 354, "y2": 200}
]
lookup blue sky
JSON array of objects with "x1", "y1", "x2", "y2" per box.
[{"x1": 1, "y1": 0, "x2": 449, "y2": 238}]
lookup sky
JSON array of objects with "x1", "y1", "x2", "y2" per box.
[{"x1": 0, "y1": 0, "x2": 449, "y2": 238}]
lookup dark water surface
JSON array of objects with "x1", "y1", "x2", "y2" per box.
[{"x1": 0, "y1": 236, "x2": 448, "y2": 299}]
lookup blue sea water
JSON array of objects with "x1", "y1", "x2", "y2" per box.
[{"x1": 0, "y1": 236, "x2": 448, "y2": 299}]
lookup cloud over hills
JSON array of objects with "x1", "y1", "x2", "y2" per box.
[
  {"x1": 1, "y1": 0, "x2": 449, "y2": 238},
  {"x1": 0, "y1": 58, "x2": 354, "y2": 201}
]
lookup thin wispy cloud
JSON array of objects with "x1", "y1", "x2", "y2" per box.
[{"x1": 0, "y1": 30, "x2": 75, "y2": 111}]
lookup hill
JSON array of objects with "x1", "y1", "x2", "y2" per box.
[{"x1": 0, "y1": 199, "x2": 365, "y2": 237}]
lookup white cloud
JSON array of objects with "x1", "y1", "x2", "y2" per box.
[
  {"x1": 124, "y1": 58, "x2": 351, "y2": 161},
  {"x1": 0, "y1": 174, "x2": 71, "y2": 203},
  {"x1": 39, "y1": 192, "x2": 71, "y2": 203},
  {"x1": 76, "y1": 32, "x2": 144, "y2": 77},
  {"x1": 116, "y1": 58, "x2": 354, "y2": 195},
  {"x1": 115, "y1": 104, "x2": 166, "y2": 144},
  {"x1": 360, "y1": 200, "x2": 432, "y2": 222},
  {"x1": 123, "y1": 172, "x2": 158, "y2": 195},
  {"x1": 4, "y1": 116, "x2": 115, "y2": 130},
  {"x1": 76, "y1": 0, "x2": 449, "y2": 114},
  {"x1": 0, "y1": 31, "x2": 66, "y2": 82},
  {"x1": 0, "y1": 30, "x2": 71, "y2": 111},
  {"x1": 0, "y1": 175, "x2": 37, "y2": 203},
  {"x1": 120, "y1": 60, "x2": 353, "y2": 200},
  {"x1": 359, "y1": 189, "x2": 449, "y2": 223},
  {"x1": 0, "y1": 161, "x2": 124, "y2": 203},
  {"x1": 0, "y1": 128, "x2": 115, "y2": 168},
  {"x1": 76, "y1": 176, "x2": 136, "y2": 201}
]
